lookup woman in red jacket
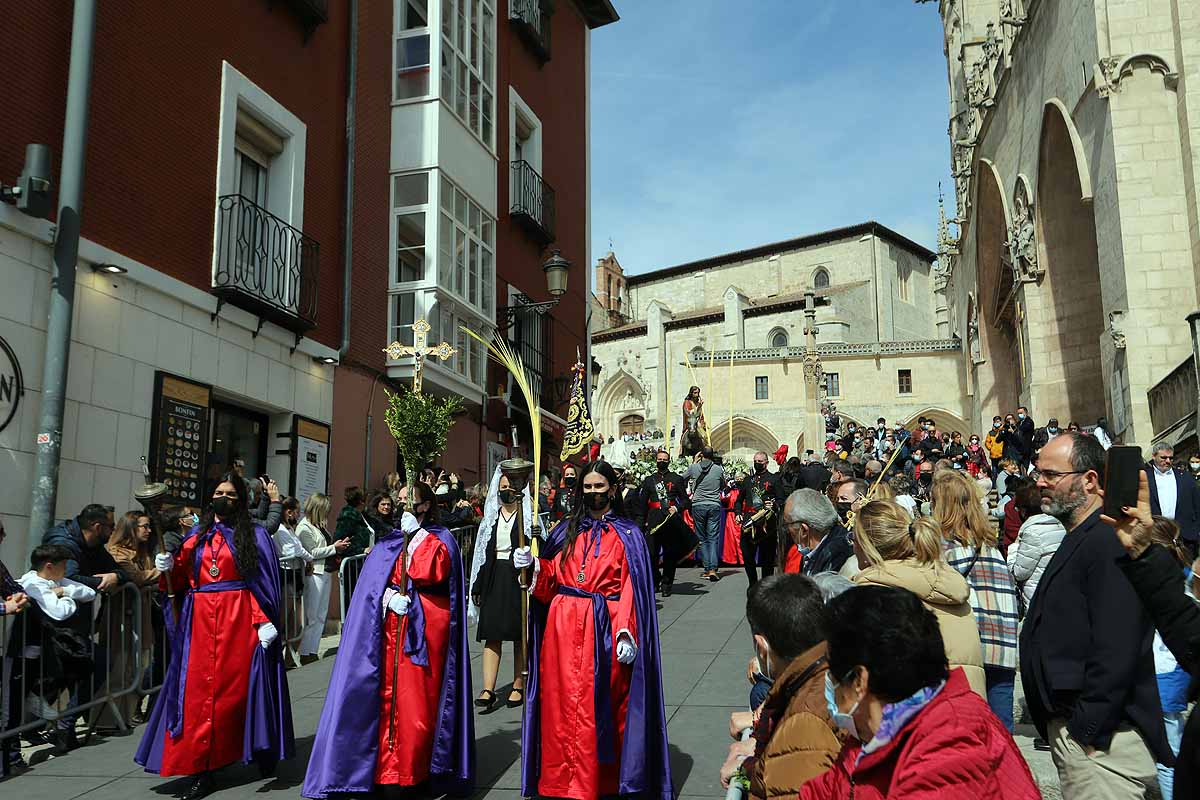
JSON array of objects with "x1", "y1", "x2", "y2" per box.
[{"x1": 802, "y1": 585, "x2": 1040, "y2": 800}]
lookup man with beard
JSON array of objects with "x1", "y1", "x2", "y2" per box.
[
  {"x1": 1019, "y1": 433, "x2": 1169, "y2": 798},
  {"x1": 737, "y1": 452, "x2": 780, "y2": 586},
  {"x1": 636, "y1": 450, "x2": 691, "y2": 596}
]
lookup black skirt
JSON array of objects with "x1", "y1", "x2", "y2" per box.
[{"x1": 475, "y1": 557, "x2": 523, "y2": 643}]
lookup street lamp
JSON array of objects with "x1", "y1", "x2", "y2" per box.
[
  {"x1": 498, "y1": 249, "x2": 572, "y2": 331},
  {"x1": 543, "y1": 249, "x2": 570, "y2": 297}
]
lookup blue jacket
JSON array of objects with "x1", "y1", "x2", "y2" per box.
[{"x1": 42, "y1": 518, "x2": 127, "y2": 591}]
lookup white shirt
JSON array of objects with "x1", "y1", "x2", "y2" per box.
[
  {"x1": 495, "y1": 510, "x2": 517, "y2": 560},
  {"x1": 18, "y1": 571, "x2": 96, "y2": 621},
  {"x1": 273, "y1": 522, "x2": 310, "y2": 569},
  {"x1": 1154, "y1": 465, "x2": 1178, "y2": 519}
]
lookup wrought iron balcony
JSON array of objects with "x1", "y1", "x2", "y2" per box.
[
  {"x1": 280, "y1": 0, "x2": 328, "y2": 41},
  {"x1": 212, "y1": 194, "x2": 319, "y2": 335},
  {"x1": 510, "y1": 160, "x2": 556, "y2": 245},
  {"x1": 509, "y1": 0, "x2": 552, "y2": 62}
]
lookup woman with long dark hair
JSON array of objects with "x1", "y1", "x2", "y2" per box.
[
  {"x1": 515, "y1": 461, "x2": 672, "y2": 800},
  {"x1": 135, "y1": 472, "x2": 294, "y2": 800}
]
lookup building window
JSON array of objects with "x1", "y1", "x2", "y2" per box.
[
  {"x1": 898, "y1": 262, "x2": 912, "y2": 302},
  {"x1": 813, "y1": 267, "x2": 830, "y2": 290},
  {"x1": 441, "y1": 0, "x2": 494, "y2": 146},
  {"x1": 769, "y1": 328, "x2": 789, "y2": 348},
  {"x1": 823, "y1": 372, "x2": 840, "y2": 398},
  {"x1": 755, "y1": 376, "x2": 769, "y2": 401},
  {"x1": 438, "y1": 173, "x2": 494, "y2": 316},
  {"x1": 898, "y1": 369, "x2": 913, "y2": 395},
  {"x1": 395, "y1": 1, "x2": 431, "y2": 101},
  {"x1": 393, "y1": 172, "x2": 430, "y2": 284}
]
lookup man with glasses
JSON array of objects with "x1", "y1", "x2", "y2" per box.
[
  {"x1": 1142, "y1": 442, "x2": 1200, "y2": 557},
  {"x1": 41, "y1": 504, "x2": 128, "y2": 751},
  {"x1": 1019, "y1": 433, "x2": 1169, "y2": 798}
]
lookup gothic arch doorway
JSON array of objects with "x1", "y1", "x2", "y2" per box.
[
  {"x1": 619, "y1": 414, "x2": 645, "y2": 436},
  {"x1": 975, "y1": 159, "x2": 1022, "y2": 419},
  {"x1": 710, "y1": 415, "x2": 780, "y2": 461},
  {"x1": 1036, "y1": 101, "x2": 1106, "y2": 425}
]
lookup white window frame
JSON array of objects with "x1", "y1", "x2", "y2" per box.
[
  {"x1": 754, "y1": 376, "x2": 769, "y2": 401},
  {"x1": 439, "y1": 0, "x2": 495, "y2": 149},
  {"x1": 438, "y1": 172, "x2": 495, "y2": 320},
  {"x1": 394, "y1": 0, "x2": 432, "y2": 103},
  {"x1": 390, "y1": 170, "x2": 432, "y2": 288},
  {"x1": 509, "y1": 86, "x2": 543, "y2": 175}
]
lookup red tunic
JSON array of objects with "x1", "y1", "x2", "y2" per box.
[
  {"x1": 375, "y1": 532, "x2": 452, "y2": 786},
  {"x1": 158, "y1": 531, "x2": 268, "y2": 776},
  {"x1": 532, "y1": 523, "x2": 637, "y2": 800},
  {"x1": 721, "y1": 489, "x2": 745, "y2": 565}
]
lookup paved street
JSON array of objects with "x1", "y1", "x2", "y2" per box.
[{"x1": 7, "y1": 567, "x2": 1061, "y2": 799}]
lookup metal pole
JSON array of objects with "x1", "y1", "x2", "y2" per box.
[{"x1": 29, "y1": 0, "x2": 97, "y2": 544}]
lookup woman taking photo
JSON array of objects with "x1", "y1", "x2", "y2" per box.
[
  {"x1": 136, "y1": 473, "x2": 293, "y2": 800},
  {"x1": 105, "y1": 511, "x2": 161, "y2": 725},
  {"x1": 931, "y1": 470, "x2": 1020, "y2": 730},
  {"x1": 801, "y1": 585, "x2": 1038, "y2": 798},
  {"x1": 296, "y1": 494, "x2": 349, "y2": 666},
  {"x1": 850, "y1": 499, "x2": 985, "y2": 697},
  {"x1": 468, "y1": 463, "x2": 534, "y2": 710},
  {"x1": 514, "y1": 461, "x2": 672, "y2": 800}
]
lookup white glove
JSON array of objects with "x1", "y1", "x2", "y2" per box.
[
  {"x1": 387, "y1": 594, "x2": 411, "y2": 616},
  {"x1": 512, "y1": 547, "x2": 534, "y2": 569},
  {"x1": 257, "y1": 622, "x2": 278, "y2": 649},
  {"x1": 399, "y1": 511, "x2": 421, "y2": 535},
  {"x1": 616, "y1": 633, "x2": 637, "y2": 665},
  {"x1": 154, "y1": 553, "x2": 174, "y2": 571}
]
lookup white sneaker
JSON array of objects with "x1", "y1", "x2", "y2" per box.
[{"x1": 25, "y1": 695, "x2": 60, "y2": 721}]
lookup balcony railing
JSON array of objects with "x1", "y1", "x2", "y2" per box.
[
  {"x1": 212, "y1": 194, "x2": 319, "y2": 334},
  {"x1": 281, "y1": 0, "x2": 328, "y2": 40},
  {"x1": 509, "y1": 0, "x2": 552, "y2": 62},
  {"x1": 1149, "y1": 356, "x2": 1197, "y2": 439},
  {"x1": 510, "y1": 160, "x2": 556, "y2": 244}
]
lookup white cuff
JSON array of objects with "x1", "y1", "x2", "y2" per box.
[{"x1": 616, "y1": 628, "x2": 635, "y2": 647}]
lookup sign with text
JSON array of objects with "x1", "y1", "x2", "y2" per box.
[
  {"x1": 0, "y1": 335, "x2": 24, "y2": 435},
  {"x1": 291, "y1": 416, "x2": 330, "y2": 508},
  {"x1": 150, "y1": 372, "x2": 212, "y2": 507}
]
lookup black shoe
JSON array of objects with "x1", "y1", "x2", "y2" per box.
[
  {"x1": 180, "y1": 772, "x2": 215, "y2": 800},
  {"x1": 52, "y1": 727, "x2": 79, "y2": 753},
  {"x1": 707, "y1": 571, "x2": 721, "y2": 582},
  {"x1": 661, "y1": 584, "x2": 672, "y2": 597}
]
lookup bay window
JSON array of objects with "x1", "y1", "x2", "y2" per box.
[
  {"x1": 440, "y1": 0, "x2": 494, "y2": 146},
  {"x1": 395, "y1": 1, "x2": 431, "y2": 101}
]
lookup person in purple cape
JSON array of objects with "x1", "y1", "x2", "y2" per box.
[
  {"x1": 514, "y1": 460, "x2": 674, "y2": 800},
  {"x1": 302, "y1": 482, "x2": 474, "y2": 798}
]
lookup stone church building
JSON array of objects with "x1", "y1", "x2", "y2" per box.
[
  {"x1": 928, "y1": 0, "x2": 1200, "y2": 447},
  {"x1": 589, "y1": 223, "x2": 968, "y2": 462}
]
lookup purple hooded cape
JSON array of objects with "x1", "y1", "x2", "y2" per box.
[
  {"x1": 302, "y1": 524, "x2": 474, "y2": 798},
  {"x1": 521, "y1": 514, "x2": 675, "y2": 800},
  {"x1": 134, "y1": 522, "x2": 295, "y2": 773}
]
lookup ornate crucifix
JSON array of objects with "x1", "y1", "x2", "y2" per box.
[
  {"x1": 383, "y1": 318, "x2": 457, "y2": 393},
  {"x1": 1014, "y1": 301, "x2": 1027, "y2": 381}
]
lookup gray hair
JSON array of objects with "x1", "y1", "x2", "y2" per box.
[
  {"x1": 1152, "y1": 441, "x2": 1174, "y2": 456},
  {"x1": 784, "y1": 488, "x2": 838, "y2": 535},
  {"x1": 811, "y1": 572, "x2": 855, "y2": 603}
]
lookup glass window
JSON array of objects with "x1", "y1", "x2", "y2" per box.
[
  {"x1": 440, "y1": 0, "x2": 495, "y2": 146},
  {"x1": 394, "y1": 212, "x2": 425, "y2": 283},
  {"x1": 395, "y1": 35, "x2": 431, "y2": 100},
  {"x1": 427, "y1": 301, "x2": 440, "y2": 346},
  {"x1": 400, "y1": 0, "x2": 428, "y2": 29},
  {"x1": 394, "y1": 173, "x2": 429, "y2": 207},
  {"x1": 454, "y1": 188, "x2": 468, "y2": 224},
  {"x1": 468, "y1": 239, "x2": 479, "y2": 304},
  {"x1": 433, "y1": 173, "x2": 496, "y2": 316},
  {"x1": 440, "y1": 175, "x2": 453, "y2": 211},
  {"x1": 813, "y1": 268, "x2": 830, "y2": 289},
  {"x1": 455, "y1": 227, "x2": 466, "y2": 295},
  {"x1": 438, "y1": 213, "x2": 453, "y2": 286},
  {"x1": 391, "y1": 293, "x2": 416, "y2": 346},
  {"x1": 481, "y1": 87, "x2": 493, "y2": 145},
  {"x1": 770, "y1": 329, "x2": 788, "y2": 348},
  {"x1": 456, "y1": 326, "x2": 469, "y2": 376},
  {"x1": 455, "y1": 60, "x2": 468, "y2": 118},
  {"x1": 441, "y1": 0, "x2": 453, "y2": 37},
  {"x1": 898, "y1": 369, "x2": 913, "y2": 394},
  {"x1": 755, "y1": 376, "x2": 769, "y2": 401},
  {"x1": 823, "y1": 372, "x2": 840, "y2": 398}
]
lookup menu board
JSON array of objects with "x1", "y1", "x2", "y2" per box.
[
  {"x1": 150, "y1": 372, "x2": 212, "y2": 507},
  {"x1": 291, "y1": 416, "x2": 330, "y2": 508}
]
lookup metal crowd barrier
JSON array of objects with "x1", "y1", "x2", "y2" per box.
[{"x1": 0, "y1": 582, "x2": 159, "y2": 749}]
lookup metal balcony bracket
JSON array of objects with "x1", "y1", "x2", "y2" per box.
[
  {"x1": 289, "y1": 332, "x2": 303, "y2": 356},
  {"x1": 496, "y1": 292, "x2": 559, "y2": 332},
  {"x1": 251, "y1": 316, "x2": 267, "y2": 339},
  {"x1": 211, "y1": 297, "x2": 226, "y2": 324}
]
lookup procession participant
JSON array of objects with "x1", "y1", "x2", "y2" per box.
[
  {"x1": 515, "y1": 461, "x2": 673, "y2": 800},
  {"x1": 135, "y1": 472, "x2": 293, "y2": 800},
  {"x1": 739, "y1": 452, "x2": 781, "y2": 586},
  {"x1": 635, "y1": 449, "x2": 692, "y2": 596},
  {"x1": 551, "y1": 463, "x2": 579, "y2": 522},
  {"x1": 302, "y1": 484, "x2": 474, "y2": 798},
  {"x1": 468, "y1": 460, "x2": 535, "y2": 711},
  {"x1": 721, "y1": 468, "x2": 747, "y2": 568},
  {"x1": 680, "y1": 385, "x2": 707, "y2": 456}
]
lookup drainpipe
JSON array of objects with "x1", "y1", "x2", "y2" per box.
[
  {"x1": 28, "y1": 0, "x2": 97, "y2": 544},
  {"x1": 338, "y1": 0, "x2": 357, "y2": 363}
]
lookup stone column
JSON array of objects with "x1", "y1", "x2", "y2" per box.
[
  {"x1": 802, "y1": 292, "x2": 824, "y2": 451},
  {"x1": 1188, "y1": 311, "x2": 1200, "y2": 423}
]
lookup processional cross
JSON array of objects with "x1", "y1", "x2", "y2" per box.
[{"x1": 383, "y1": 318, "x2": 456, "y2": 393}]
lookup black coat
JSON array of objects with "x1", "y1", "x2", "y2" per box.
[
  {"x1": 1018, "y1": 416, "x2": 1036, "y2": 456},
  {"x1": 42, "y1": 518, "x2": 127, "y2": 591},
  {"x1": 802, "y1": 524, "x2": 854, "y2": 576},
  {"x1": 795, "y1": 463, "x2": 831, "y2": 492},
  {"x1": 1117, "y1": 544, "x2": 1200, "y2": 797},
  {"x1": 635, "y1": 471, "x2": 689, "y2": 535},
  {"x1": 1144, "y1": 464, "x2": 1200, "y2": 543},
  {"x1": 1019, "y1": 509, "x2": 1172, "y2": 762}
]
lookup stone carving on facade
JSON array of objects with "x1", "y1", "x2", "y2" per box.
[
  {"x1": 1108, "y1": 310, "x2": 1127, "y2": 350},
  {"x1": 982, "y1": 22, "x2": 1001, "y2": 65},
  {"x1": 966, "y1": 60, "x2": 989, "y2": 108},
  {"x1": 1097, "y1": 53, "x2": 1179, "y2": 98},
  {"x1": 1000, "y1": 0, "x2": 1025, "y2": 27},
  {"x1": 1006, "y1": 185, "x2": 1042, "y2": 282}
]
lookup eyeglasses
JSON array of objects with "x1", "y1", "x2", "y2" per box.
[
  {"x1": 135, "y1": 522, "x2": 152, "y2": 530},
  {"x1": 1038, "y1": 469, "x2": 1086, "y2": 484}
]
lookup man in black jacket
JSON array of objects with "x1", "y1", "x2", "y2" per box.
[
  {"x1": 780, "y1": 489, "x2": 854, "y2": 576},
  {"x1": 635, "y1": 450, "x2": 690, "y2": 596},
  {"x1": 1020, "y1": 433, "x2": 1170, "y2": 796},
  {"x1": 42, "y1": 504, "x2": 128, "y2": 750},
  {"x1": 1143, "y1": 442, "x2": 1200, "y2": 556},
  {"x1": 1016, "y1": 406, "x2": 1036, "y2": 469},
  {"x1": 737, "y1": 452, "x2": 780, "y2": 586}
]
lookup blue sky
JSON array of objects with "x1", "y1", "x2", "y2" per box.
[{"x1": 589, "y1": 1, "x2": 953, "y2": 276}]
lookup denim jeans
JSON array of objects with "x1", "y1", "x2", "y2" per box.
[
  {"x1": 691, "y1": 503, "x2": 723, "y2": 570},
  {"x1": 985, "y1": 666, "x2": 1015, "y2": 733},
  {"x1": 1157, "y1": 711, "x2": 1185, "y2": 800}
]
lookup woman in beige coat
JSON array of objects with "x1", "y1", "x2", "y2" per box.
[{"x1": 850, "y1": 499, "x2": 986, "y2": 697}]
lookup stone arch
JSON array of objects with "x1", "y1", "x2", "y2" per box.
[
  {"x1": 974, "y1": 157, "x2": 1021, "y2": 419},
  {"x1": 902, "y1": 407, "x2": 970, "y2": 437},
  {"x1": 1034, "y1": 100, "x2": 1106, "y2": 426},
  {"x1": 812, "y1": 267, "x2": 830, "y2": 289},
  {"x1": 709, "y1": 415, "x2": 781, "y2": 460},
  {"x1": 767, "y1": 326, "x2": 789, "y2": 348},
  {"x1": 595, "y1": 368, "x2": 647, "y2": 440}
]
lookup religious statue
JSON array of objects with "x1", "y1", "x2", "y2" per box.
[
  {"x1": 1007, "y1": 191, "x2": 1040, "y2": 280},
  {"x1": 679, "y1": 385, "x2": 708, "y2": 457}
]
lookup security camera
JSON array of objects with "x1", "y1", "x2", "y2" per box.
[{"x1": 1, "y1": 144, "x2": 53, "y2": 219}]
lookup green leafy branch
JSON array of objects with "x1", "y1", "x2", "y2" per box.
[{"x1": 383, "y1": 386, "x2": 462, "y2": 484}]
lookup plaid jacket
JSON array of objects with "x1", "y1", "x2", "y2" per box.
[{"x1": 945, "y1": 543, "x2": 1020, "y2": 670}]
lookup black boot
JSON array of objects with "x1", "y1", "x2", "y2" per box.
[{"x1": 180, "y1": 772, "x2": 215, "y2": 800}]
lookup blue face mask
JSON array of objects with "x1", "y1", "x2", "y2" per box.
[{"x1": 824, "y1": 672, "x2": 862, "y2": 740}]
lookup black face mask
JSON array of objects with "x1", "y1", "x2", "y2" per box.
[
  {"x1": 584, "y1": 491, "x2": 610, "y2": 512},
  {"x1": 563, "y1": 476, "x2": 577, "y2": 488},
  {"x1": 656, "y1": 462, "x2": 669, "y2": 472},
  {"x1": 835, "y1": 501, "x2": 853, "y2": 521},
  {"x1": 211, "y1": 496, "x2": 237, "y2": 518},
  {"x1": 499, "y1": 488, "x2": 522, "y2": 505},
  {"x1": 754, "y1": 462, "x2": 766, "y2": 473}
]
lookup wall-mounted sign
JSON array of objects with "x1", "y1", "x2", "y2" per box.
[
  {"x1": 0, "y1": 335, "x2": 24, "y2": 435},
  {"x1": 149, "y1": 372, "x2": 213, "y2": 507},
  {"x1": 291, "y1": 416, "x2": 330, "y2": 508}
]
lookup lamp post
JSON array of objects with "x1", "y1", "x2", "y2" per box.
[{"x1": 497, "y1": 249, "x2": 571, "y2": 331}]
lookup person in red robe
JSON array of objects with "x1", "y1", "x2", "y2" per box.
[
  {"x1": 515, "y1": 460, "x2": 673, "y2": 800},
  {"x1": 721, "y1": 475, "x2": 745, "y2": 566},
  {"x1": 138, "y1": 472, "x2": 293, "y2": 800}
]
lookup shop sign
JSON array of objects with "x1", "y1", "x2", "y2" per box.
[
  {"x1": 291, "y1": 416, "x2": 330, "y2": 508},
  {"x1": 0, "y1": 335, "x2": 23, "y2": 435},
  {"x1": 150, "y1": 372, "x2": 213, "y2": 507}
]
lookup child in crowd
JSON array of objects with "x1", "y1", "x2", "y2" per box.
[{"x1": 18, "y1": 545, "x2": 97, "y2": 622}]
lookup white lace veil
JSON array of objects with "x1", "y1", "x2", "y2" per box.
[{"x1": 468, "y1": 464, "x2": 535, "y2": 624}]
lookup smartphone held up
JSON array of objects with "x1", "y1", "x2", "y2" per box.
[{"x1": 1102, "y1": 445, "x2": 1142, "y2": 519}]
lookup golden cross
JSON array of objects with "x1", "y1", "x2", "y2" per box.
[
  {"x1": 1014, "y1": 301, "x2": 1027, "y2": 380},
  {"x1": 383, "y1": 318, "x2": 456, "y2": 393}
]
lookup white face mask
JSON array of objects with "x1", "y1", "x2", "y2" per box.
[
  {"x1": 824, "y1": 673, "x2": 862, "y2": 740},
  {"x1": 435, "y1": 484, "x2": 450, "y2": 496},
  {"x1": 756, "y1": 638, "x2": 774, "y2": 682}
]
